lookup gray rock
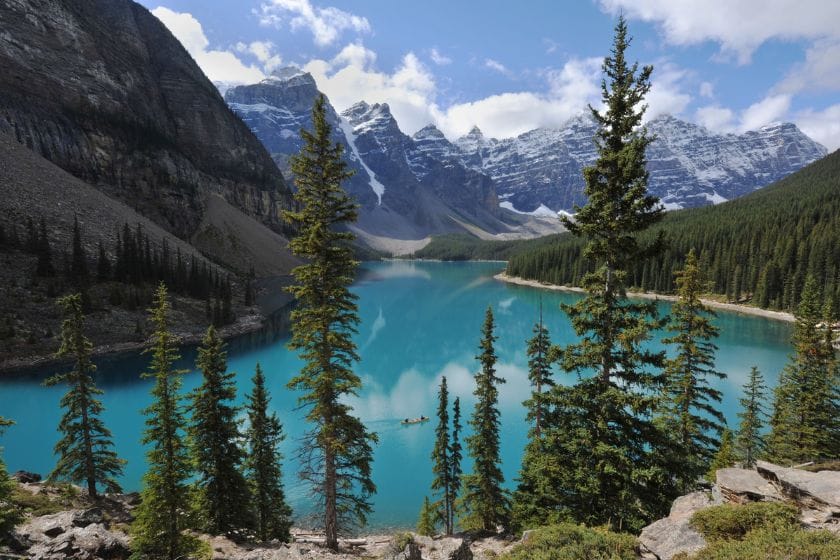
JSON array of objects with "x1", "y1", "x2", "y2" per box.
[
  {"x1": 716, "y1": 467, "x2": 784, "y2": 503},
  {"x1": 413, "y1": 535, "x2": 474, "y2": 560},
  {"x1": 756, "y1": 460, "x2": 840, "y2": 510},
  {"x1": 11, "y1": 470, "x2": 41, "y2": 483},
  {"x1": 41, "y1": 524, "x2": 66, "y2": 539},
  {"x1": 71, "y1": 508, "x2": 104, "y2": 528},
  {"x1": 391, "y1": 541, "x2": 422, "y2": 560},
  {"x1": 639, "y1": 491, "x2": 714, "y2": 560}
]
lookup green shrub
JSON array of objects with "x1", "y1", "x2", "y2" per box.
[
  {"x1": 690, "y1": 502, "x2": 799, "y2": 541},
  {"x1": 689, "y1": 525, "x2": 840, "y2": 559},
  {"x1": 10, "y1": 487, "x2": 64, "y2": 516},
  {"x1": 500, "y1": 523, "x2": 637, "y2": 560},
  {"x1": 391, "y1": 531, "x2": 414, "y2": 554}
]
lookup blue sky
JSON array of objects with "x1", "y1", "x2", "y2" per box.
[{"x1": 138, "y1": 0, "x2": 840, "y2": 149}]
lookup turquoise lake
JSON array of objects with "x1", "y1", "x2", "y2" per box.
[{"x1": 0, "y1": 261, "x2": 793, "y2": 530}]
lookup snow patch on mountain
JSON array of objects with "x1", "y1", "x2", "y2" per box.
[
  {"x1": 499, "y1": 201, "x2": 559, "y2": 219},
  {"x1": 338, "y1": 116, "x2": 385, "y2": 205}
]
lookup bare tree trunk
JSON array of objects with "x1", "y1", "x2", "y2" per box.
[{"x1": 324, "y1": 446, "x2": 338, "y2": 550}]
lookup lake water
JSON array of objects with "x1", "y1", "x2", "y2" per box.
[{"x1": 0, "y1": 261, "x2": 793, "y2": 530}]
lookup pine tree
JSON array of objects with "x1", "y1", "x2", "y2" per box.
[
  {"x1": 45, "y1": 294, "x2": 124, "y2": 497},
  {"x1": 0, "y1": 418, "x2": 20, "y2": 544},
  {"x1": 431, "y1": 376, "x2": 452, "y2": 534},
  {"x1": 460, "y1": 306, "x2": 508, "y2": 532},
  {"x1": 512, "y1": 305, "x2": 561, "y2": 531},
  {"x1": 767, "y1": 275, "x2": 839, "y2": 464},
  {"x1": 36, "y1": 217, "x2": 54, "y2": 277},
  {"x1": 525, "y1": 301, "x2": 553, "y2": 437},
  {"x1": 735, "y1": 366, "x2": 768, "y2": 467},
  {"x1": 245, "y1": 364, "x2": 292, "y2": 543},
  {"x1": 131, "y1": 284, "x2": 198, "y2": 560},
  {"x1": 448, "y1": 396, "x2": 462, "y2": 534},
  {"x1": 188, "y1": 326, "x2": 252, "y2": 535},
  {"x1": 284, "y1": 94, "x2": 377, "y2": 550},
  {"x1": 548, "y1": 16, "x2": 667, "y2": 532},
  {"x1": 707, "y1": 428, "x2": 736, "y2": 482},
  {"x1": 97, "y1": 242, "x2": 111, "y2": 282},
  {"x1": 660, "y1": 250, "x2": 726, "y2": 492},
  {"x1": 416, "y1": 496, "x2": 437, "y2": 537},
  {"x1": 70, "y1": 216, "x2": 89, "y2": 286}
]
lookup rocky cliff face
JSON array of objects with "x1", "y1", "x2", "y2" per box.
[
  {"x1": 0, "y1": 0, "x2": 292, "y2": 238},
  {"x1": 226, "y1": 69, "x2": 378, "y2": 209}
]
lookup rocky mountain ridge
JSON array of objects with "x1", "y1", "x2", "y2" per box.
[
  {"x1": 227, "y1": 67, "x2": 826, "y2": 226},
  {"x1": 414, "y1": 114, "x2": 828, "y2": 213},
  {"x1": 226, "y1": 72, "x2": 560, "y2": 253}
]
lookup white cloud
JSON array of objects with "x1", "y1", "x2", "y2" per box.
[
  {"x1": 695, "y1": 105, "x2": 735, "y2": 132},
  {"x1": 152, "y1": 7, "x2": 265, "y2": 83},
  {"x1": 699, "y1": 81, "x2": 715, "y2": 98},
  {"x1": 695, "y1": 94, "x2": 793, "y2": 135},
  {"x1": 303, "y1": 43, "x2": 438, "y2": 134},
  {"x1": 794, "y1": 104, "x2": 840, "y2": 151},
  {"x1": 542, "y1": 38, "x2": 561, "y2": 54},
  {"x1": 429, "y1": 48, "x2": 452, "y2": 66},
  {"x1": 740, "y1": 94, "x2": 791, "y2": 131},
  {"x1": 236, "y1": 40, "x2": 283, "y2": 72},
  {"x1": 484, "y1": 58, "x2": 511, "y2": 76},
  {"x1": 257, "y1": 0, "x2": 370, "y2": 47},
  {"x1": 600, "y1": 0, "x2": 840, "y2": 64},
  {"x1": 778, "y1": 40, "x2": 840, "y2": 94},
  {"x1": 644, "y1": 63, "x2": 692, "y2": 120}
]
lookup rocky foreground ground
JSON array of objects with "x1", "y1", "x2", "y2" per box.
[
  {"x1": 639, "y1": 460, "x2": 840, "y2": 559},
  {"x1": 3, "y1": 460, "x2": 839, "y2": 560}
]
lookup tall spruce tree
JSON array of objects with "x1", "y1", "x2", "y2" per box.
[
  {"x1": 660, "y1": 250, "x2": 726, "y2": 492},
  {"x1": 188, "y1": 326, "x2": 252, "y2": 535},
  {"x1": 525, "y1": 302, "x2": 553, "y2": 437},
  {"x1": 735, "y1": 366, "x2": 768, "y2": 467},
  {"x1": 431, "y1": 376, "x2": 452, "y2": 534},
  {"x1": 768, "y1": 275, "x2": 839, "y2": 463},
  {"x1": 284, "y1": 94, "x2": 377, "y2": 550},
  {"x1": 448, "y1": 396, "x2": 462, "y2": 534},
  {"x1": 36, "y1": 217, "x2": 54, "y2": 277},
  {"x1": 70, "y1": 216, "x2": 89, "y2": 286},
  {"x1": 131, "y1": 284, "x2": 198, "y2": 560},
  {"x1": 0, "y1": 418, "x2": 20, "y2": 543},
  {"x1": 461, "y1": 306, "x2": 508, "y2": 532},
  {"x1": 548, "y1": 16, "x2": 668, "y2": 532},
  {"x1": 245, "y1": 364, "x2": 292, "y2": 543},
  {"x1": 512, "y1": 305, "x2": 561, "y2": 531},
  {"x1": 45, "y1": 294, "x2": 124, "y2": 497}
]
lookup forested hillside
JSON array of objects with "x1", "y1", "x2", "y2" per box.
[{"x1": 506, "y1": 149, "x2": 840, "y2": 312}]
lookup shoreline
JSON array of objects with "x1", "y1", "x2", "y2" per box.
[
  {"x1": 495, "y1": 272, "x2": 795, "y2": 323},
  {"x1": 0, "y1": 311, "x2": 284, "y2": 375}
]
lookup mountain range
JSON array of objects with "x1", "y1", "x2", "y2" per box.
[
  {"x1": 226, "y1": 70, "x2": 559, "y2": 253},
  {"x1": 227, "y1": 68, "x2": 828, "y2": 227}
]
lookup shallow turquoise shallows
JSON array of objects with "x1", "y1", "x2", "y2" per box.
[{"x1": 0, "y1": 261, "x2": 793, "y2": 530}]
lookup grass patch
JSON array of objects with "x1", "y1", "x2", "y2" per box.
[
  {"x1": 674, "y1": 525, "x2": 840, "y2": 560},
  {"x1": 500, "y1": 523, "x2": 636, "y2": 560},
  {"x1": 11, "y1": 487, "x2": 65, "y2": 516},
  {"x1": 690, "y1": 502, "x2": 799, "y2": 541},
  {"x1": 675, "y1": 501, "x2": 840, "y2": 559}
]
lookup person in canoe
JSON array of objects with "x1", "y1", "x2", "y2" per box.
[{"x1": 401, "y1": 415, "x2": 429, "y2": 425}]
